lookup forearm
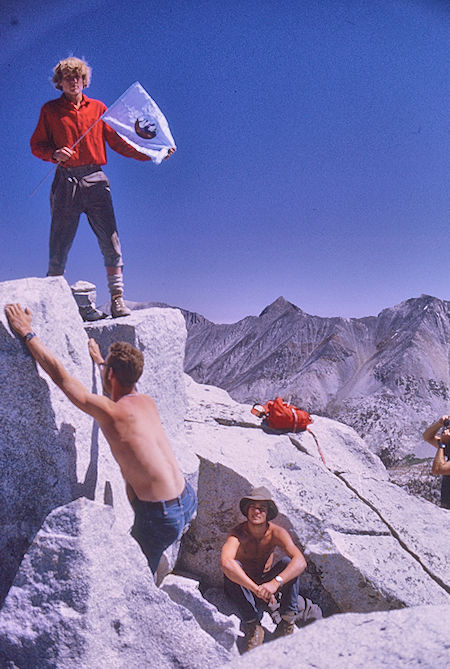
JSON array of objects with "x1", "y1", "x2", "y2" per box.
[
  {"x1": 221, "y1": 560, "x2": 259, "y2": 594},
  {"x1": 26, "y1": 337, "x2": 67, "y2": 386},
  {"x1": 5, "y1": 304, "x2": 107, "y2": 418},
  {"x1": 104, "y1": 125, "x2": 151, "y2": 161},
  {"x1": 423, "y1": 420, "x2": 442, "y2": 447}
]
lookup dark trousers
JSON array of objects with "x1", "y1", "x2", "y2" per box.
[
  {"x1": 48, "y1": 165, "x2": 123, "y2": 275},
  {"x1": 441, "y1": 475, "x2": 450, "y2": 509},
  {"x1": 224, "y1": 556, "x2": 300, "y2": 623}
]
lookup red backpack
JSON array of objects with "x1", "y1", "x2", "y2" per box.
[
  {"x1": 251, "y1": 397, "x2": 326, "y2": 465},
  {"x1": 252, "y1": 396, "x2": 312, "y2": 432}
]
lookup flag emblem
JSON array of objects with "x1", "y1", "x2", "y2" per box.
[{"x1": 135, "y1": 117, "x2": 157, "y2": 139}]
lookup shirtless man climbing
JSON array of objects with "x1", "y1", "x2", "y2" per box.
[{"x1": 5, "y1": 303, "x2": 197, "y2": 574}]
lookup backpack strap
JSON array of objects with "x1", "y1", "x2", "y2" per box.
[{"x1": 290, "y1": 407, "x2": 298, "y2": 432}]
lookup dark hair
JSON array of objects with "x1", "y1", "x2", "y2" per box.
[{"x1": 107, "y1": 342, "x2": 144, "y2": 386}]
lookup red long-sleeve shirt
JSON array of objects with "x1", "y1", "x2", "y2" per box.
[{"x1": 30, "y1": 94, "x2": 151, "y2": 166}]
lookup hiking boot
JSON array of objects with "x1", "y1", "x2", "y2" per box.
[
  {"x1": 111, "y1": 294, "x2": 131, "y2": 318},
  {"x1": 79, "y1": 306, "x2": 107, "y2": 322},
  {"x1": 71, "y1": 280, "x2": 106, "y2": 321},
  {"x1": 273, "y1": 618, "x2": 295, "y2": 638},
  {"x1": 244, "y1": 620, "x2": 264, "y2": 652}
]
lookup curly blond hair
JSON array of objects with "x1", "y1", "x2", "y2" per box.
[{"x1": 52, "y1": 57, "x2": 92, "y2": 90}]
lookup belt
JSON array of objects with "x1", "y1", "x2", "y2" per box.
[
  {"x1": 57, "y1": 164, "x2": 102, "y2": 177},
  {"x1": 134, "y1": 483, "x2": 188, "y2": 509}
]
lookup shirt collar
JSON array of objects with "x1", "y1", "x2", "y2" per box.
[{"x1": 59, "y1": 93, "x2": 90, "y2": 109}]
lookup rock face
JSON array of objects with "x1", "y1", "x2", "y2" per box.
[
  {"x1": 1, "y1": 278, "x2": 449, "y2": 667},
  {"x1": 0, "y1": 498, "x2": 233, "y2": 669},
  {"x1": 85, "y1": 307, "x2": 188, "y2": 445},
  {"x1": 388, "y1": 459, "x2": 440, "y2": 506},
  {"x1": 0, "y1": 278, "x2": 94, "y2": 605},
  {"x1": 0, "y1": 277, "x2": 195, "y2": 604},
  {"x1": 178, "y1": 378, "x2": 450, "y2": 616},
  {"x1": 225, "y1": 604, "x2": 450, "y2": 669},
  {"x1": 182, "y1": 294, "x2": 450, "y2": 463}
]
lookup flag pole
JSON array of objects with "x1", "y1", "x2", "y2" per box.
[{"x1": 30, "y1": 84, "x2": 138, "y2": 197}]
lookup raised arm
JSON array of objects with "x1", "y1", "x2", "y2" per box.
[
  {"x1": 5, "y1": 303, "x2": 112, "y2": 420},
  {"x1": 423, "y1": 417, "x2": 449, "y2": 448},
  {"x1": 273, "y1": 525, "x2": 307, "y2": 581},
  {"x1": 103, "y1": 122, "x2": 152, "y2": 161}
]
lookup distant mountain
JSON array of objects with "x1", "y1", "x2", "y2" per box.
[
  {"x1": 180, "y1": 295, "x2": 450, "y2": 464},
  {"x1": 108, "y1": 300, "x2": 213, "y2": 328}
]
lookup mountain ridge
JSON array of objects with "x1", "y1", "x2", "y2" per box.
[{"x1": 126, "y1": 293, "x2": 449, "y2": 464}]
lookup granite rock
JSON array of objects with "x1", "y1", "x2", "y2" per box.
[
  {"x1": 0, "y1": 498, "x2": 233, "y2": 668},
  {"x1": 178, "y1": 378, "x2": 450, "y2": 613},
  {"x1": 0, "y1": 277, "x2": 196, "y2": 604},
  {"x1": 224, "y1": 604, "x2": 450, "y2": 668}
]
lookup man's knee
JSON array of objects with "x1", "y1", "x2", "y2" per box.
[{"x1": 275, "y1": 556, "x2": 291, "y2": 571}]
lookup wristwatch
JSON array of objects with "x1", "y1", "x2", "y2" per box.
[
  {"x1": 275, "y1": 575, "x2": 283, "y2": 585},
  {"x1": 439, "y1": 444, "x2": 446, "y2": 450},
  {"x1": 23, "y1": 332, "x2": 36, "y2": 343}
]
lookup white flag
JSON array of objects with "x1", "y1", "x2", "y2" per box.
[{"x1": 102, "y1": 82, "x2": 176, "y2": 165}]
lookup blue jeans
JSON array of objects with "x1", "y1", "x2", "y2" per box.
[
  {"x1": 131, "y1": 481, "x2": 197, "y2": 573},
  {"x1": 224, "y1": 556, "x2": 300, "y2": 623}
]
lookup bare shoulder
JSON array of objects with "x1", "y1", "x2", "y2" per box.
[
  {"x1": 81, "y1": 392, "x2": 118, "y2": 421},
  {"x1": 270, "y1": 522, "x2": 295, "y2": 544},
  {"x1": 125, "y1": 393, "x2": 157, "y2": 407},
  {"x1": 117, "y1": 393, "x2": 160, "y2": 416},
  {"x1": 228, "y1": 522, "x2": 248, "y2": 541},
  {"x1": 269, "y1": 521, "x2": 288, "y2": 536}
]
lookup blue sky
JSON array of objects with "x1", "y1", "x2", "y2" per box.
[{"x1": 1, "y1": 0, "x2": 449, "y2": 322}]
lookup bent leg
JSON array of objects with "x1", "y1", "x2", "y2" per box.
[
  {"x1": 131, "y1": 503, "x2": 181, "y2": 574},
  {"x1": 223, "y1": 576, "x2": 264, "y2": 623},
  {"x1": 131, "y1": 483, "x2": 198, "y2": 574},
  {"x1": 261, "y1": 556, "x2": 300, "y2": 616},
  {"x1": 81, "y1": 170, "x2": 123, "y2": 268}
]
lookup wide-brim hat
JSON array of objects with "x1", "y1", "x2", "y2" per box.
[{"x1": 239, "y1": 486, "x2": 278, "y2": 521}]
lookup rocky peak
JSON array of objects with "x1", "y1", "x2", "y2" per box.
[
  {"x1": 258, "y1": 296, "x2": 302, "y2": 319},
  {"x1": 184, "y1": 294, "x2": 450, "y2": 462}
]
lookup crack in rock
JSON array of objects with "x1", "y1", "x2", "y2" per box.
[{"x1": 336, "y1": 473, "x2": 450, "y2": 596}]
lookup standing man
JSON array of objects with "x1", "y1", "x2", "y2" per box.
[
  {"x1": 5, "y1": 303, "x2": 197, "y2": 574},
  {"x1": 423, "y1": 416, "x2": 450, "y2": 509},
  {"x1": 30, "y1": 56, "x2": 174, "y2": 320},
  {"x1": 221, "y1": 487, "x2": 308, "y2": 652}
]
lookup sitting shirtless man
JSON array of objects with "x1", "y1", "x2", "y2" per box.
[
  {"x1": 5, "y1": 303, "x2": 197, "y2": 574},
  {"x1": 221, "y1": 487, "x2": 308, "y2": 652}
]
